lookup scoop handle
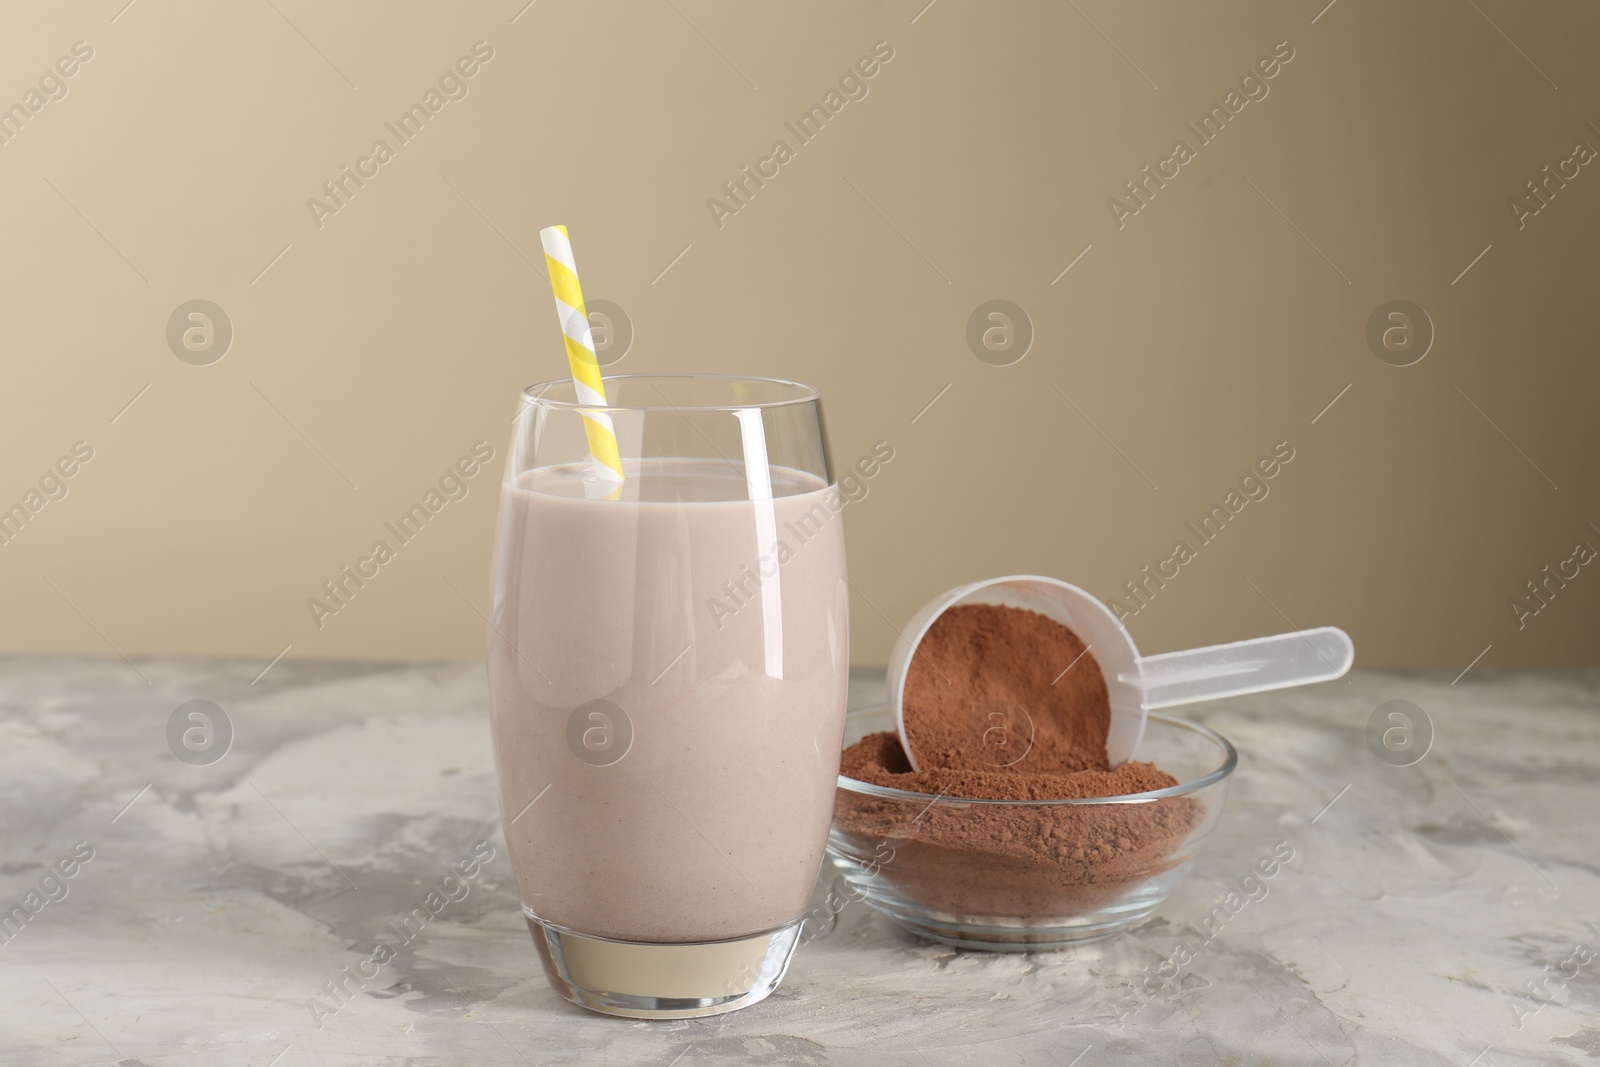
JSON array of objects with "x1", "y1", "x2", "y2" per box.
[{"x1": 1132, "y1": 627, "x2": 1353, "y2": 710}]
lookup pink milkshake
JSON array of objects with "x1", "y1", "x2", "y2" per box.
[{"x1": 485, "y1": 375, "x2": 849, "y2": 1018}]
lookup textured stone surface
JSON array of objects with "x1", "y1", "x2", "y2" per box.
[{"x1": 1, "y1": 658, "x2": 1597, "y2": 1066}]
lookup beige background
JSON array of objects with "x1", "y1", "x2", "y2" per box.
[{"x1": 1, "y1": 0, "x2": 1596, "y2": 672}]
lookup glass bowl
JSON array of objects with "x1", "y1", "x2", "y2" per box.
[{"x1": 827, "y1": 706, "x2": 1236, "y2": 951}]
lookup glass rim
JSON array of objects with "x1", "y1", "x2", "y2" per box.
[
  {"x1": 520, "y1": 373, "x2": 822, "y2": 413},
  {"x1": 835, "y1": 709, "x2": 1238, "y2": 806}
]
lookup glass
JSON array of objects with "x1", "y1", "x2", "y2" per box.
[
  {"x1": 486, "y1": 374, "x2": 850, "y2": 1018},
  {"x1": 828, "y1": 707, "x2": 1236, "y2": 950}
]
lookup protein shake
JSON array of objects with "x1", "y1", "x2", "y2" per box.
[{"x1": 487, "y1": 457, "x2": 849, "y2": 947}]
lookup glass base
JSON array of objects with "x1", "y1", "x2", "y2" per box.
[
  {"x1": 526, "y1": 914, "x2": 804, "y2": 1019},
  {"x1": 885, "y1": 906, "x2": 1155, "y2": 951}
]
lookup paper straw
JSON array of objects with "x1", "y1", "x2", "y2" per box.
[{"x1": 539, "y1": 225, "x2": 625, "y2": 485}]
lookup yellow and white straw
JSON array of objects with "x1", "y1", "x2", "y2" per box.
[{"x1": 539, "y1": 225, "x2": 625, "y2": 486}]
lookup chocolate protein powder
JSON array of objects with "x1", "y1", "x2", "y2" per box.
[
  {"x1": 901, "y1": 602, "x2": 1114, "y2": 775},
  {"x1": 834, "y1": 603, "x2": 1202, "y2": 921}
]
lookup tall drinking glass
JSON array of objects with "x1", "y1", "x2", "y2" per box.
[{"x1": 486, "y1": 374, "x2": 850, "y2": 1018}]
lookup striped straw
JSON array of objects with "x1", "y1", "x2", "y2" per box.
[{"x1": 539, "y1": 225, "x2": 625, "y2": 485}]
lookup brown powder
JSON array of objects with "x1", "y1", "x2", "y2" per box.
[
  {"x1": 834, "y1": 603, "x2": 1202, "y2": 922},
  {"x1": 840, "y1": 729, "x2": 1178, "y2": 802},
  {"x1": 900, "y1": 603, "x2": 1112, "y2": 774}
]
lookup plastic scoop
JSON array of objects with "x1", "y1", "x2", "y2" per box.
[{"x1": 889, "y1": 575, "x2": 1354, "y2": 768}]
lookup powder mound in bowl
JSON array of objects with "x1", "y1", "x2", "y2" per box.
[
  {"x1": 832, "y1": 772, "x2": 1201, "y2": 917},
  {"x1": 833, "y1": 602, "x2": 1206, "y2": 923},
  {"x1": 841, "y1": 730, "x2": 1178, "y2": 801}
]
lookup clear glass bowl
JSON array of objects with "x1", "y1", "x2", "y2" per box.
[{"x1": 827, "y1": 706, "x2": 1237, "y2": 951}]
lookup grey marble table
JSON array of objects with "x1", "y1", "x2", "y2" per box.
[{"x1": 2, "y1": 657, "x2": 1597, "y2": 1066}]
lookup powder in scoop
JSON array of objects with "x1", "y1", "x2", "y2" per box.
[{"x1": 900, "y1": 602, "x2": 1112, "y2": 774}]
